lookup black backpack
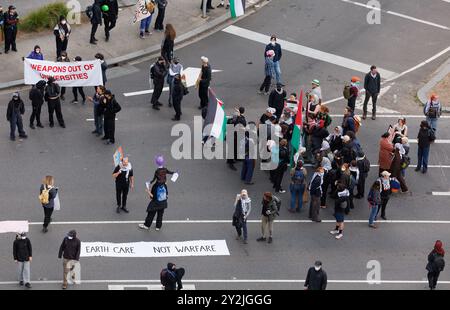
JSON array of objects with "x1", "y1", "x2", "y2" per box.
[
  {"x1": 428, "y1": 129, "x2": 436, "y2": 142},
  {"x1": 362, "y1": 158, "x2": 371, "y2": 173}
]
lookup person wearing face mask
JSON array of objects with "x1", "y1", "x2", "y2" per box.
[
  {"x1": 57, "y1": 51, "x2": 70, "y2": 101},
  {"x1": 53, "y1": 15, "x2": 71, "y2": 59},
  {"x1": 29, "y1": 80, "x2": 46, "y2": 129},
  {"x1": 6, "y1": 92, "x2": 27, "y2": 141},
  {"x1": 13, "y1": 232, "x2": 33, "y2": 289},
  {"x1": 58, "y1": 230, "x2": 81, "y2": 290},
  {"x1": 26, "y1": 45, "x2": 44, "y2": 60},
  {"x1": 304, "y1": 261, "x2": 327, "y2": 290},
  {"x1": 308, "y1": 166, "x2": 324, "y2": 222},
  {"x1": 100, "y1": 90, "x2": 121, "y2": 144},
  {"x1": 424, "y1": 94, "x2": 441, "y2": 133},
  {"x1": 268, "y1": 83, "x2": 286, "y2": 121},
  {"x1": 232, "y1": 189, "x2": 252, "y2": 244},
  {"x1": 112, "y1": 157, "x2": 134, "y2": 214},
  {"x1": 363, "y1": 65, "x2": 381, "y2": 120},
  {"x1": 264, "y1": 35, "x2": 283, "y2": 85},
  {"x1": 150, "y1": 56, "x2": 168, "y2": 110},
  {"x1": 167, "y1": 56, "x2": 183, "y2": 107},
  {"x1": 3, "y1": 5, "x2": 19, "y2": 53}
]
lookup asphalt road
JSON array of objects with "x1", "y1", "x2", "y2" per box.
[{"x1": 0, "y1": 0, "x2": 450, "y2": 290}]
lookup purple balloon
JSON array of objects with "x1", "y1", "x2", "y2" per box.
[{"x1": 155, "y1": 155, "x2": 164, "y2": 167}]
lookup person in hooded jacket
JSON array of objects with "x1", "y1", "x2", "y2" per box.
[
  {"x1": 100, "y1": 90, "x2": 121, "y2": 144},
  {"x1": 102, "y1": 0, "x2": 119, "y2": 42},
  {"x1": 426, "y1": 240, "x2": 445, "y2": 290},
  {"x1": 45, "y1": 77, "x2": 65, "y2": 128},
  {"x1": 29, "y1": 80, "x2": 46, "y2": 129},
  {"x1": 13, "y1": 232, "x2": 32, "y2": 288},
  {"x1": 6, "y1": 92, "x2": 27, "y2": 141},
  {"x1": 304, "y1": 261, "x2": 327, "y2": 290},
  {"x1": 26, "y1": 45, "x2": 44, "y2": 60},
  {"x1": 355, "y1": 151, "x2": 370, "y2": 198},
  {"x1": 161, "y1": 262, "x2": 185, "y2": 290},
  {"x1": 150, "y1": 56, "x2": 168, "y2": 110},
  {"x1": 40, "y1": 175, "x2": 58, "y2": 233},
  {"x1": 232, "y1": 189, "x2": 252, "y2": 244},
  {"x1": 58, "y1": 230, "x2": 81, "y2": 289},
  {"x1": 171, "y1": 74, "x2": 184, "y2": 121},
  {"x1": 53, "y1": 15, "x2": 71, "y2": 58},
  {"x1": 268, "y1": 83, "x2": 286, "y2": 121},
  {"x1": 272, "y1": 139, "x2": 289, "y2": 193}
]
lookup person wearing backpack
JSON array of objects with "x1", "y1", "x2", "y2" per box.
[
  {"x1": 416, "y1": 120, "x2": 434, "y2": 174},
  {"x1": 363, "y1": 65, "x2": 381, "y2": 120},
  {"x1": 100, "y1": 90, "x2": 121, "y2": 144},
  {"x1": 289, "y1": 161, "x2": 307, "y2": 213},
  {"x1": 139, "y1": 181, "x2": 169, "y2": 231},
  {"x1": 344, "y1": 76, "x2": 360, "y2": 112},
  {"x1": 424, "y1": 94, "x2": 441, "y2": 133},
  {"x1": 6, "y1": 92, "x2": 27, "y2": 141},
  {"x1": 149, "y1": 155, "x2": 175, "y2": 185},
  {"x1": 45, "y1": 77, "x2": 66, "y2": 128},
  {"x1": 232, "y1": 190, "x2": 252, "y2": 244},
  {"x1": 257, "y1": 192, "x2": 280, "y2": 244},
  {"x1": 29, "y1": 80, "x2": 46, "y2": 129},
  {"x1": 330, "y1": 182, "x2": 348, "y2": 240},
  {"x1": 426, "y1": 240, "x2": 445, "y2": 290},
  {"x1": 161, "y1": 262, "x2": 185, "y2": 290},
  {"x1": 112, "y1": 157, "x2": 134, "y2": 214},
  {"x1": 367, "y1": 181, "x2": 381, "y2": 228},
  {"x1": 308, "y1": 167, "x2": 324, "y2": 222},
  {"x1": 89, "y1": 0, "x2": 103, "y2": 44},
  {"x1": 39, "y1": 176, "x2": 58, "y2": 233},
  {"x1": 355, "y1": 151, "x2": 370, "y2": 198},
  {"x1": 13, "y1": 232, "x2": 32, "y2": 288}
]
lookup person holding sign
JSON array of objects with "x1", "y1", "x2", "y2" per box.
[{"x1": 112, "y1": 157, "x2": 134, "y2": 214}]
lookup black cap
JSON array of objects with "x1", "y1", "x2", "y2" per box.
[
  {"x1": 74, "y1": 56, "x2": 82, "y2": 61},
  {"x1": 314, "y1": 260, "x2": 322, "y2": 267},
  {"x1": 239, "y1": 107, "x2": 245, "y2": 114},
  {"x1": 68, "y1": 230, "x2": 77, "y2": 238}
]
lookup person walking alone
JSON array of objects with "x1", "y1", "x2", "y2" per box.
[
  {"x1": 232, "y1": 189, "x2": 251, "y2": 244},
  {"x1": 3, "y1": 5, "x2": 18, "y2": 53},
  {"x1": 6, "y1": 92, "x2": 27, "y2": 141},
  {"x1": 13, "y1": 232, "x2": 32, "y2": 288},
  {"x1": 426, "y1": 240, "x2": 445, "y2": 290},
  {"x1": 304, "y1": 261, "x2": 327, "y2": 290},
  {"x1": 53, "y1": 15, "x2": 71, "y2": 58},
  {"x1": 113, "y1": 157, "x2": 134, "y2": 214},
  {"x1": 58, "y1": 230, "x2": 81, "y2": 290},
  {"x1": 363, "y1": 65, "x2": 381, "y2": 120},
  {"x1": 39, "y1": 176, "x2": 58, "y2": 233}
]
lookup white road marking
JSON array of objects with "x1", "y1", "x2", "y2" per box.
[
  {"x1": 353, "y1": 85, "x2": 400, "y2": 114},
  {"x1": 221, "y1": 25, "x2": 397, "y2": 79},
  {"x1": 432, "y1": 192, "x2": 450, "y2": 196},
  {"x1": 123, "y1": 67, "x2": 222, "y2": 97},
  {"x1": 408, "y1": 139, "x2": 450, "y2": 144},
  {"x1": 341, "y1": 0, "x2": 450, "y2": 30},
  {"x1": 86, "y1": 118, "x2": 117, "y2": 121},
  {"x1": 27, "y1": 219, "x2": 450, "y2": 225},
  {"x1": 108, "y1": 284, "x2": 196, "y2": 290},
  {"x1": 442, "y1": 0, "x2": 450, "y2": 3},
  {"x1": 329, "y1": 114, "x2": 450, "y2": 118}
]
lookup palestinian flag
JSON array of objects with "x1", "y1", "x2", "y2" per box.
[
  {"x1": 203, "y1": 88, "x2": 227, "y2": 141},
  {"x1": 230, "y1": 0, "x2": 246, "y2": 19},
  {"x1": 291, "y1": 90, "x2": 303, "y2": 152}
]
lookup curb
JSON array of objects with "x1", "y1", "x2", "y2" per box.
[
  {"x1": 417, "y1": 56, "x2": 450, "y2": 112},
  {"x1": 0, "y1": 0, "x2": 270, "y2": 92}
]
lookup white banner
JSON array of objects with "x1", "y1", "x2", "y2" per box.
[
  {"x1": 81, "y1": 240, "x2": 230, "y2": 258},
  {"x1": 133, "y1": 0, "x2": 152, "y2": 24},
  {"x1": 0, "y1": 221, "x2": 29, "y2": 234},
  {"x1": 24, "y1": 59, "x2": 103, "y2": 87}
]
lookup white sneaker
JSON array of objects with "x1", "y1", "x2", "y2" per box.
[
  {"x1": 329, "y1": 230, "x2": 339, "y2": 235},
  {"x1": 138, "y1": 224, "x2": 149, "y2": 230},
  {"x1": 155, "y1": 228, "x2": 160, "y2": 231},
  {"x1": 335, "y1": 234, "x2": 343, "y2": 240}
]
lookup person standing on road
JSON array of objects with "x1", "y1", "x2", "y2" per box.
[
  {"x1": 101, "y1": 90, "x2": 121, "y2": 144},
  {"x1": 171, "y1": 74, "x2": 184, "y2": 121},
  {"x1": 330, "y1": 182, "x2": 348, "y2": 240},
  {"x1": 346, "y1": 76, "x2": 360, "y2": 112},
  {"x1": 367, "y1": 181, "x2": 381, "y2": 228},
  {"x1": 304, "y1": 261, "x2": 327, "y2": 290},
  {"x1": 161, "y1": 263, "x2": 185, "y2": 290},
  {"x1": 87, "y1": 85, "x2": 106, "y2": 136},
  {"x1": 53, "y1": 15, "x2": 71, "y2": 59},
  {"x1": 29, "y1": 80, "x2": 46, "y2": 129},
  {"x1": 378, "y1": 132, "x2": 394, "y2": 176},
  {"x1": 90, "y1": 0, "x2": 103, "y2": 44},
  {"x1": 306, "y1": 79, "x2": 322, "y2": 104},
  {"x1": 363, "y1": 65, "x2": 381, "y2": 120},
  {"x1": 390, "y1": 143, "x2": 409, "y2": 193},
  {"x1": 426, "y1": 240, "x2": 445, "y2": 290},
  {"x1": 226, "y1": 107, "x2": 247, "y2": 171},
  {"x1": 139, "y1": 1, "x2": 154, "y2": 39},
  {"x1": 39, "y1": 176, "x2": 58, "y2": 233},
  {"x1": 256, "y1": 192, "x2": 280, "y2": 244},
  {"x1": 258, "y1": 49, "x2": 275, "y2": 95},
  {"x1": 150, "y1": 56, "x2": 168, "y2": 110},
  {"x1": 416, "y1": 120, "x2": 434, "y2": 174},
  {"x1": 289, "y1": 160, "x2": 307, "y2": 213},
  {"x1": 113, "y1": 157, "x2": 134, "y2": 214},
  {"x1": 196, "y1": 56, "x2": 212, "y2": 110},
  {"x1": 232, "y1": 189, "x2": 251, "y2": 244},
  {"x1": 45, "y1": 77, "x2": 66, "y2": 128},
  {"x1": 376, "y1": 171, "x2": 393, "y2": 220},
  {"x1": 95, "y1": 53, "x2": 108, "y2": 86},
  {"x1": 424, "y1": 94, "x2": 441, "y2": 133},
  {"x1": 167, "y1": 57, "x2": 183, "y2": 107},
  {"x1": 3, "y1": 5, "x2": 18, "y2": 53},
  {"x1": 154, "y1": 0, "x2": 168, "y2": 31},
  {"x1": 341, "y1": 107, "x2": 355, "y2": 136},
  {"x1": 272, "y1": 139, "x2": 289, "y2": 194},
  {"x1": 150, "y1": 155, "x2": 175, "y2": 185},
  {"x1": 71, "y1": 56, "x2": 86, "y2": 104},
  {"x1": 13, "y1": 232, "x2": 32, "y2": 289},
  {"x1": 58, "y1": 230, "x2": 81, "y2": 290},
  {"x1": 308, "y1": 166, "x2": 324, "y2": 222},
  {"x1": 6, "y1": 92, "x2": 27, "y2": 141},
  {"x1": 268, "y1": 83, "x2": 287, "y2": 121},
  {"x1": 355, "y1": 151, "x2": 370, "y2": 198},
  {"x1": 26, "y1": 45, "x2": 44, "y2": 60},
  {"x1": 139, "y1": 178, "x2": 169, "y2": 231},
  {"x1": 102, "y1": 0, "x2": 118, "y2": 42},
  {"x1": 56, "y1": 51, "x2": 70, "y2": 101},
  {"x1": 264, "y1": 35, "x2": 283, "y2": 85}
]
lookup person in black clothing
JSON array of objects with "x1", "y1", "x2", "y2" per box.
[
  {"x1": 161, "y1": 262, "x2": 185, "y2": 290},
  {"x1": 161, "y1": 23, "x2": 175, "y2": 65},
  {"x1": 416, "y1": 120, "x2": 434, "y2": 174},
  {"x1": 139, "y1": 181, "x2": 169, "y2": 231},
  {"x1": 90, "y1": 0, "x2": 103, "y2": 44},
  {"x1": 29, "y1": 80, "x2": 46, "y2": 129},
  {"x1": 4, "y1": 5, "x2": 18, "y2": 53},
  {"x1": 58, "y1": 230, "x2": 81, "y2": 289},
  {"x1": 272, "y1": 139, "x2": 289, "y2": 193},
  {"x1": 426, "y1": 240, "x2": 445, "y2": 290},
  {"x1": 45, "y1": 77, "x2": 66, "y2": 128},
  {"x1": 13, "y1": 232, "x2": 32, "y2": 288},
  {"x1": 100, "y1": 90, "x2": 121, "y2": 144},
  {"x1": 363, "y1": 65, "x2": 381, "y2": 120},
  {"x1": 71, "y1": 56, "x2": 86, "y2": 104},
  {"x1": 264, "y1": 35, "x2": 283, "y2": 85},
  {"x1": 40, "y1": 175, "x2": 59, "y2": 233},
  {"x1": 113, "y1": 157, "x2": 134, "y2": 214},
  {"x1": 102, "y1": 0, "x2": 118, "y2": 41},
  {"x1": 95, "y1": 53, "x2": 108, "y2": 86},
  {"x1": 171, "y1": 74, "x2": 184, "y2": 121},
  {"x1": 355, "y1": 151, "x2": 370, "y2": 198},
  {"x1": 226, "y1": 107, "x2": 247, "y2": 170},
  {"x1": 154, "y1": 0, "x2": 168, "y2": 31},
  {"x1": 53, "y1": 15, "x2": 71, "y2": 58},
  {"x1": 304, "y1": 261, "x2": 327, "y2": 290},
  {"x1": 197, "y1": 56, "x2": 212, "y2": 109},
  {"x1": 57, "y1": 51, "x2": 70, "y2": 101},
  {"x1": 6, "y1": 92, "x2": 27, "y2": 141},
  {"x1": 268, "y1": 83, "x2": 286, "y2": 120},
  {"x1": 150, "y1": 57, "x2": 168, "y2": 110}
]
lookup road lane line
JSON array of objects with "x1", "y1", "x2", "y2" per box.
[
  {"x1": 329, "y1": 115, "x2": 450, "y2": 118},
  {"x1": 221, "y1": 25, "x2": 397, "y2": 79},
  {"x1": 341, "y1": 0, "x2": 450, "y2": 30},
  {"x1": 432, "y1": 192, "x2": 450, "y2": 196}
]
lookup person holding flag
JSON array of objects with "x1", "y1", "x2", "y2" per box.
[{"x1": 291, "y1": 90, "x2": 304, "y2": 163}]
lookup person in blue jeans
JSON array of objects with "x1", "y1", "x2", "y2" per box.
[
  {"x1": 232, "y1": 190, "x2": 252, "y2": 244},
  {"x1": 367, "y1": 181, "x2": 381, "y2": 228},
  {"x1": 139, "y1": 13, "x2": 153, "y2": 39},
  {"x1": 264, "y1": 35, "x2": 283, "y2": 85},
  {"x1": 289, "y1": 161, "x2": 307, "y2": 212},
  {"x1": 416, "y1": 120, "x2": 434, "y2": 174}
]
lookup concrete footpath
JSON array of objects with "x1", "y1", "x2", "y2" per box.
[
  {"x1": 417, "y1": 57, "x2": 450, "y2": 111},
  {"x1": 0, "y1": 0, "x2": 267, "y2": 89}
]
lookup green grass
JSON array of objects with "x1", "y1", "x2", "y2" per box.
[{"x1": 19, "y1": 2, "x2": 69, "y2": 32}]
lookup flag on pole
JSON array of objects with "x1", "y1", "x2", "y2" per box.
[
  {"x1": 230, "y1": 0, "x2": 246, "y2": 19},
  {"x1": 291, "y1": 90, "x2": 303, "y2": 152},
  {"x1": 203, "y1": 88, "x2": 227, "y2": 141}
]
